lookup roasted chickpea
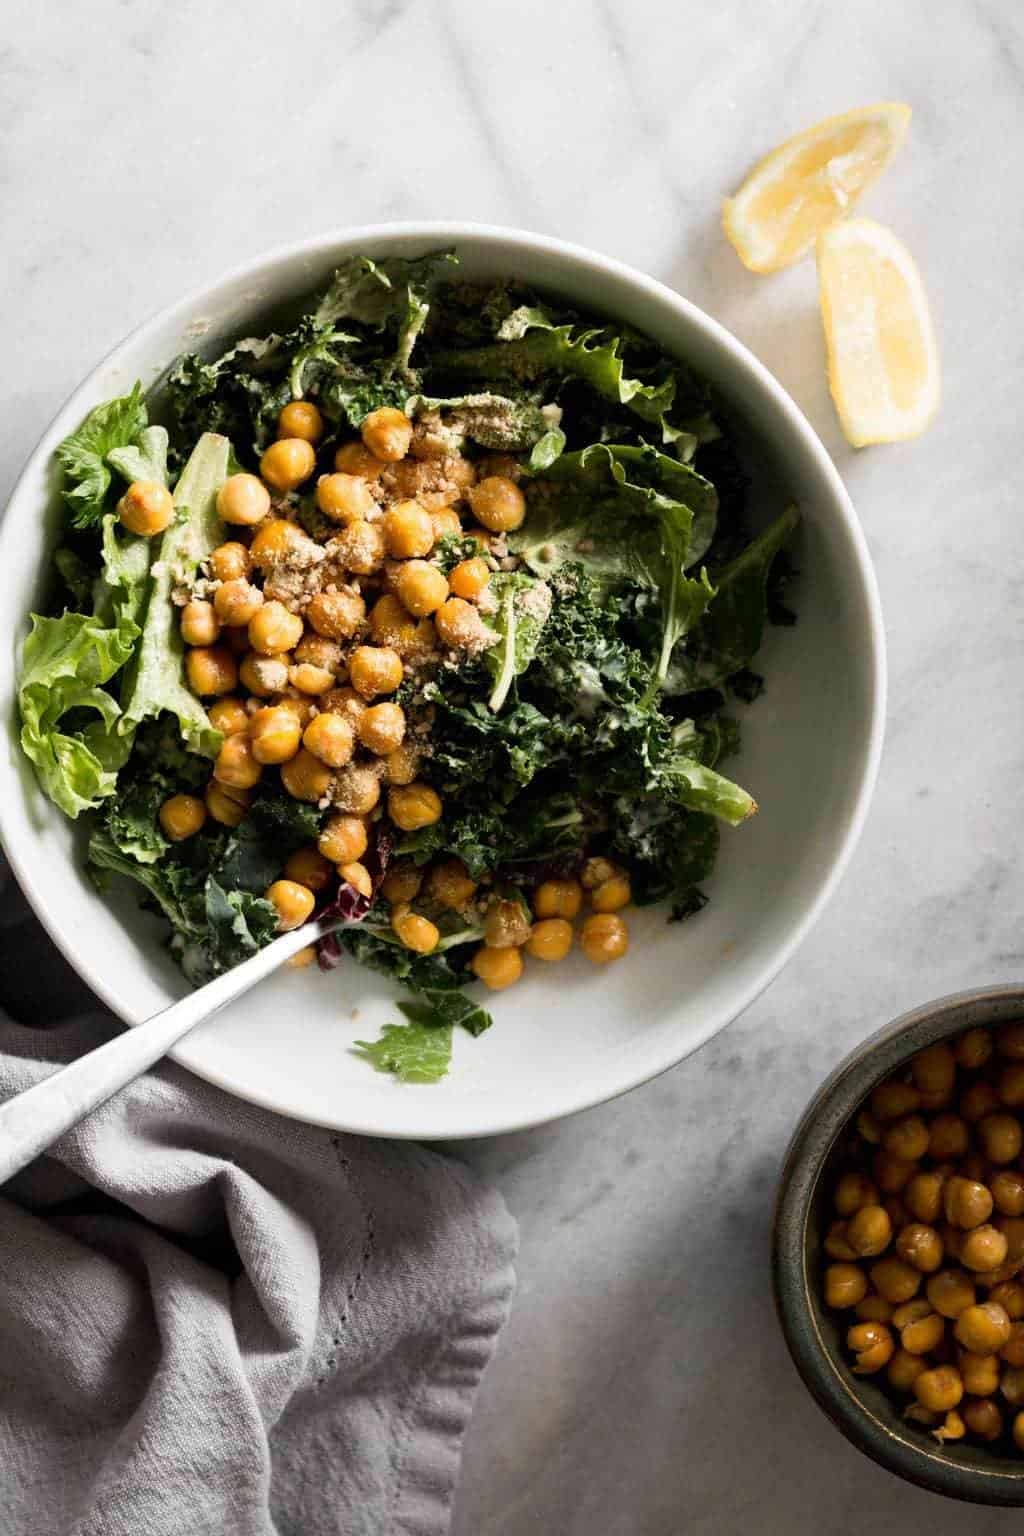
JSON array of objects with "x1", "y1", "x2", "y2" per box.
[
  {"x1": 334, "y1": 441, "x2": 385, "y2": 479},
  {"x1": 449, "y1": 556, "x2": 491, "y2": 602},
  {"x1": 213, "y1": 732, "x2": 261, "y2": 790},
  {"x1": 280, "y1": 748, "x2": 333, "y2": 803},
  {"x1": 434, "y1": 596, "x2": 488, "y2": 649},
  {"x1": 956, "y1": 1027, "x2": 994, "y2": 1071},
  {"x1": 531, "y1": 879, "x2": 582, "y2": 922},
  {"x1": 286, "y1": 946, "x2": 317, "y2": 970},
  {"x1": 186, "y1": 645, "x2": 238, "y2": 697},
  {"x1": 249, "y1": 705, "x2": 302, "y2": 765},
  {"x1": 388, "y1": 782, "x2": 442, "y2": 832},
  {"x1": 361, "y1": 406, "x2": 412, "y2": 463},
  {"x1": 380, "y1": 861, "x2": 422, "y2": 906},
  {"x1": 349, "y1": 645, "x2": 403, "y2": 699},
  {"x1": 927, "y1": 1113, "x2": 970, "y2": 1161},
  {"x1": 307, "y1": 588, "x2": 366, "y2": 642},
  {"x1": 961, "y1": 1352, "x2": 1001, "y2": 1397},
  {"x1": 316, "y1": 472, "x2": 376, "y2": 524},
  {"x1": 117, "y1": 480, "x2": 174, "y2": 536},
  {"x1": 964, "y1": 1397, "x2": 1003, "y2": 1440},
  {"x1": 871, "y1": 1257, "x2": 922, "y2": 1305},
  {"x1": 888, "y1": 1349, "x2": 927, "y2": 1393},
  {"x1": 469, "y1": 475, "x2": 526, "y2": 532},
  {"x1": 248, "y1": 601, "x2": 304, "y2": 655},
  {"x1": 259, "y1": 438, "x2": 315, "y2": 492},
  {"x1": 289, "y1": 662, "x2": 335, "y2": 696},
  {"x1": 933, "y1": 1410, "x2": 967, "y2": 1442},
  {"x1": 484, "y1": 899, "x2": 532, "y2": 951},
  {"x1": 824, "y1": 1222, "x2": 858, "y2": 1262},
  {"x1": 914, "y1": 1366, "x2": 964, "y2": 1414},
  {"x1": 158, "y1": 793, "x2": 206, "y2": 842},
  {"x1": 426, "y1": 858, "x2": 477, "y2": 911},
  {"x1": 579, "y1": 912, "x2": 629, "y2": 966},
  {"x1": 835, "y1": 1172, "x2": 880, "y2": 1217},
  {"x1": 302, "y1": 712, "x2": 355, "y2": 768},
  {"x1": 180, "y1": 599, "x2": 220, "y2": 647},
  {"x1": 955, "y1": 1302, "x2": 1012, "y2": 1354},
  {"x1": 856, "y1": 1294, "x2": 894, "y2": 1323},
  {"x1": 527, "y1": 918, "x2": 574, "y2": 963},
  {"x1": 911, "y1": 1042, "x2": 957, "y2": 1098},
  {"x1": 365, "y1": 594, "x2": 414, "y2": 652},
  {"x1": 999, "y1": 1217, "x2": 1024, "y2": 1265},
  {"x1": 317, "y1": 814, "x2": 368, "y2": 866},
  {"x1": 1004, "y1": 1369, "x2": 1024, "y2": 1407},
  {"x1": 872, "y1": 1151, "x2": 918, "y2": 1195},
  {"x1": 591, "y1": 875, "x2": 632, "y2": 914},
  {"x1": 332, "y1": 763, "x2": 382, "y2": 815},
  {"x1": 396, "y1": 560, "x2": 449, "y2": 617},
  {"x1": 884, "y1": 1196, "x2": 909, "y2": 1232},
  {"x1": 284, "y1": 846, "x2": 334, "y2": 894},
  {"x1": 209, "y1": 541, "x2": 252, "y2": 583},
  {"x1": 905, "y1": 1172, "x2": 945, "y2": 1226},
  {"x1": 205, "y1": 780, "x2": 250, "y2": 827},
  {"x1": 214, "y1": 579, "x2": 264, "y2": 628},
  {"x1": 945, "y1": 1177, "x2": 994, "y2": 1230},
  {"x1": 238, "y1": 653, "x2": 290, "y2": 698},
  {"x1": 321, "y1": 686, "x2": 367, "y2": 725},
  {"x1": 382, "y1": 499, "x2": 434, "y2": 559},
  {"x1": 266, "y1": 879, "x2": 315, "y2": 932},
  {"x1": 430, "y1": 506, "x2": 463, "y2": 541},
  {"x1": 961, "y1": 1079, "x2": 1001, "y2": 1122},
  {"x1": 392, "y1": 904, "x2": 440, "y2": 955},
  {"x1": 337, "y1": 860, "x2": 372, "y2": 899},
  {"x1": 357, "y1": 702, "x2": 406, "y2": 758},
  {"x1": 385, "y1": 743, "x2": 419, "y2": 786},
  {"x1": 278, "y1": 400, "x2": 324, "y2": 443},
  {"x1": 208, "y1": 697, "x2": 249, "y2": 736},
  {"x1": 470, "y1": 944, "x2": 524, "y2": 991},
  {"x1": 927, "y1": 1268, "x2": 976, "y2": 1319},
  {"x1": 846, "y1": 1321, "x2": 894, "y2": 1374},
  {"x1": 901, "y1": 1311, "x2": 945, "y2": 1356},
  {"x1": 217, "y1": 473, "x2": 271, "y2": 527},
  {"x1": 847, "y1": 1205, "x2": 893, "y2": 1258},
  {"x1": 990, "y1": 1282, "x2": 1024, "y2": 1321},
  {"x1": 962, "y1": 1226, "x2": 1010, "y2": 1274},
  {"x1": 871, "y1": 1079, "x2": 922, "y2": 1122},
  {"x1": 294, "y1": 633, "x2": 342, "y2": 672},
  {"x1": 858, "y1": 1110, "x2": 882, "y2": 1145},
  {"x1": 978, "y1": 1113, "x2": 1024, "y2": 1165},
  {"x1": 895, "y1": 1223, "x2": 944, "y2": 1274},
  {"x1": 825, "y1": 1263, "x2": 868, "y2": 1310},
  {"x1": 249, "y1": 518, "x2": 315, "y2": 570}
]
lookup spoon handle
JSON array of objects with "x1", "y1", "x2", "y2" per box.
[{"x1": 0, "y1": 919, "x2": 322, "y2": 1186}]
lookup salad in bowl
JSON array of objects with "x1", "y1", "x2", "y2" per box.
[{"x1": 17, "y1": 249, "x2": 798, "y2": 1084}]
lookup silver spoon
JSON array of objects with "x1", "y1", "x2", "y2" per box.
[{"x1": 0, "y1": 915, "x2": 343, "y2": 1185}]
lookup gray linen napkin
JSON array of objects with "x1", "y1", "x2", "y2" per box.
[{"x1": 0, "y1": 870, "x2": 517, "y2": 1536}]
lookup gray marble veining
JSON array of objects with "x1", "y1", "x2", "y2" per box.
[{"x1": 3, "y1": 2, "x2": 1023, "y2": 1531}]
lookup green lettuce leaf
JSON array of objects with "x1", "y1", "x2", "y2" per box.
[
  {"x1": 353, "y1": 986, "x2": 492, "y2": 1083},
  {"x1": 666, "y1": 504, "x2": 800, "y2": 693},
  {"x1": 106, "y1": 424, "x2": 170, "y2": 487},
  {"x1": 405, "y1": 391, "x2": 564, "y2": 458},
  {"x1": 653, "y1": 756, "x2": 757, "y2": 826},
  {"x1": 55, "y1": 384, "x2": 150, "y2": 529},
  {"x1": 118, "y1": 433, "x2": 230, "y2": 755},
  {"x1": 313, "y1": 251, "x2": 457, "y2": 371},
  {"x1": 18, "y1": 610, "x2": 137, "y2": 818},
  {"x1": 485, "y1": 572, "x2": 552, "y2": 712}
]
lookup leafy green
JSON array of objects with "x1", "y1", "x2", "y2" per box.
[
  {"x1": 666, "y1": 504, "x2": 800, "y2": 692},
  {"x1": 217, "y1": 794, "x2": 322, "y2": 893},
  {"x1": 106, "y1": 424, "x2": 170, "y2": 488},
  {"x1": 485, "y1": 572, "x2": 552, "y2": 712},
  {"x1": 55, "y1": 384, "x2": 150, "y2": 529},
  {"x1": 353, "y1": 988, "x2": 492, "y2": 1084},
  {"x1": 118, "y1": 433, "x2": 230, "y2": 755},
  {"x1": 200, "y1": 880, "x2": 279, "y2": 982},
  {"x1": 18, "y1": 610, "x2": 137, "y2": 817},
  {"x1": 353, "y1": 1015, "x2": 455, "y2": 1084},
  {"x1": 406, "y1": 391, "x2": 564, "y2": 457}
]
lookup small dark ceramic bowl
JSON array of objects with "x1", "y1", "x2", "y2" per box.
[{"x1": 774, "y1": 985, "x2": 1024, "y2": 1505}]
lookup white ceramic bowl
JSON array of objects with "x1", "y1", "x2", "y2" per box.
[{"x1": 0, "y1": 223, "x2": 885, "y2": 1139}]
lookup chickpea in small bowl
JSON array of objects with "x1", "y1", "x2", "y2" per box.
[{"x1": 774, "y1": 986, "x2": 1024, "y2": 1505}]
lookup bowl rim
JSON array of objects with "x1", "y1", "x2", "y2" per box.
[
  {"x1": 773, "y1": 983, "x2": 1024, "y2": 1505},
  {"x1": 0, "y1": 220, "x2": 887, "y2": 1138}
]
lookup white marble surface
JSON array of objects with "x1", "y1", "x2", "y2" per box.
[{"x1": 4, "y1": 1, "x2": 1023, "y2": 1530}]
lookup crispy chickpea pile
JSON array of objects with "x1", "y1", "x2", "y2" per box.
[
  {"x1": 153, "y1": 400, "x2": 636, "y2": 985},
  {"x1": 823, "y1": 1023, "x2": 1024, "y2": 1453}
]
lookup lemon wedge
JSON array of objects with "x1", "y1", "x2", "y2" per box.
[
  {"x1": 723, "y1": 103, "x2": 911, "y2": 273},
  {"x1": 817, "y1": 217, "x2": 940, "y2": 446}
]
